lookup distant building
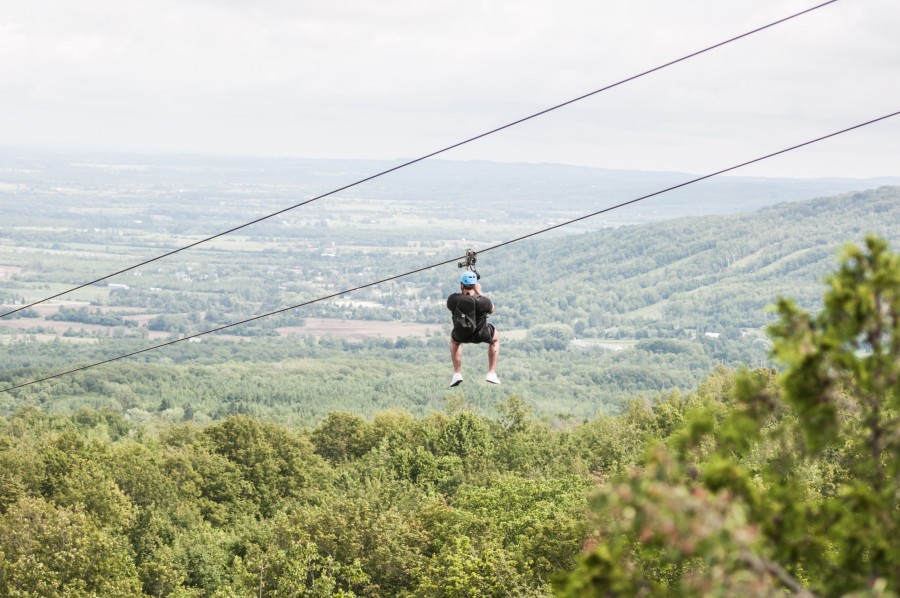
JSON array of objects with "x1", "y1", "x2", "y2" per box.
[{"x1": 107, "y1": 283, "x2": 130, "y2": 290}]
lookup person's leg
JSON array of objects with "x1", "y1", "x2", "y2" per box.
[
  {"x1": 449, "y1": 338, "x2": 464, "y2": 386},
  {"x1": 484, "y1": 332, "x2": 501, "y2": 384},
  {"x1": 451, "y1": 339, "x2": 462, "y2": 372},
  {"x1": 487, "y1": 330, "x2": 499, "y2": 373}
]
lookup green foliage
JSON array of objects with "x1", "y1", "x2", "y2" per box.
[
  {"x1": 530, "y1": 324, "x2": 575, "y2": 351},
  {"x1": 7, "y1": 186, "x2": 900, "y2": 425},
  {"x1": 5, "y1": 231, "x2": 900, "y2": 595},
  {"x1": 557, "y1": 447, "x2": 785, "y2": 597},
  {"x1": 310, "y1": 412, "x2": 377, "y2": 464},
  {"x1": 0, "y1": 402, "x2": 611, "y2": 597},
  {"x1": 491, "y1": 186, "x2": 900, "y2": 349},
  {"x1": 414, "y1": 535, "x2": 540, "y2": 598},
  {"x1": 48, "y1": 306, "x2": 138, "y2": 328},
  {"x1": 226, "y1": 515, "x2": 369, "y2": 598},
  {"x1": 560, "y1": 236, "x2": 900, "y2": 596},
  {"x1": 636, "y1": 338, "x2": 703, "y2": 356},
  {"x1": 0, "y1": 496, "x2": 142, "y2": 597},
  {"x1": 768, "y1": 235, "x2": 900, "y2": 591},
  {"x1": 203, "y1": 416, "x2": 330, "y2": 516},
  {"x1": 0, "y1": 337, "x2": 716, "y2": 424}
]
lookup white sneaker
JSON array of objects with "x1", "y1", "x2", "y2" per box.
[
  {"x1": 485, "y1": 371, "x2": 501, "y2": 385},
  {"x1": 449, "y1": 372, "x2": 464, "y2": 387}
]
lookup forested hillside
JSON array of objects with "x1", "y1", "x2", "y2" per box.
[
  {"x1": 4, "y1": 187, "x2": 900, "y2": 424},
  {"x1": 486, "y1": 186, "x2": 900, "y2": 337},
  {"x1": 0, "y1": 334, "x2": 722, "y2": 424},
  {"x1": 1, "y1": 236, "x2": 898, "y2": 596},
  {"x1": 0, "y1": 397, "x2": 603, "y2": 596},
  {"x1": 3, "y1": 154, "x2": 900, "y2": 594}
]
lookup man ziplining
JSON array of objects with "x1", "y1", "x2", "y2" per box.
[{"x1": 447, "y1": 268, "x2": 500, "y2": 387}]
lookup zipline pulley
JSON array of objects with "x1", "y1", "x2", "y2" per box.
[{"x1": 458, "y1": 249, "x2": 480, "y2": 280}]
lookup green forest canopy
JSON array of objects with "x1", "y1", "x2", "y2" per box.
[
  {"x1": 1, "y1": 236, "x2": 899, "y2": 596},
  {"x1": 4, "y1": 187, "x2": 900, "y2": 424}
]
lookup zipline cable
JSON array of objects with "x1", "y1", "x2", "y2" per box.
[
  {"x1": 0, "y1": 0, "x2": 840, "y2": 319},
  {"x1": 2, "y1": 107, "x2": 897, "y2": 395}
]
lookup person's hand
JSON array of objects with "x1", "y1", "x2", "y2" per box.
[{"x1": 473, "y1": 284, "x2": 482, "y2": 295}]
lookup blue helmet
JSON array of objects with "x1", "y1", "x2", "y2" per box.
[{"x1": 459, "y1": 271, "x2": 478, "y2": 286}]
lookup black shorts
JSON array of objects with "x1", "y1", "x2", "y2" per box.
[{"x1": 452, "y1": 323, "x2": 496, "y2": 344}]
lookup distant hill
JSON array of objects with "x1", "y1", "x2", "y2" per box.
[
  {"x1": 484, "y1": 186, "x2": 900, "y2": 338},
  {"x1": 372, "y1": 160, "x2": 900, "y2": 225},
  {"x1": 2, "y1": 148, "x2": 899, "y2": 229},
  {"x1": 5, "y1": 148, "x2": 900, "y2": 424}
]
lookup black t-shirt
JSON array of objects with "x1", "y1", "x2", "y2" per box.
[{"x1": 446, "y1": 292, "x2": 493, "y2": 331}]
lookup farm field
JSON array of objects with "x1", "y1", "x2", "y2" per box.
[{"x1": 3, "y1": 153, "x2": 900, "y2": 424}]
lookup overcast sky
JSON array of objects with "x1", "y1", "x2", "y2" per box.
[{"x1": 1, "y1": 0, "x2": 898, "y2": 178}]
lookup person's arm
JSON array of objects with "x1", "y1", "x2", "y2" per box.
[{"x1": 473, "y1": 286, "x2": 495, "y2": 314}]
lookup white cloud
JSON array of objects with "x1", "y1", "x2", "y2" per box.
[{"x1": 0, "y1": 0, "x2": 897, "y2": 177}]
